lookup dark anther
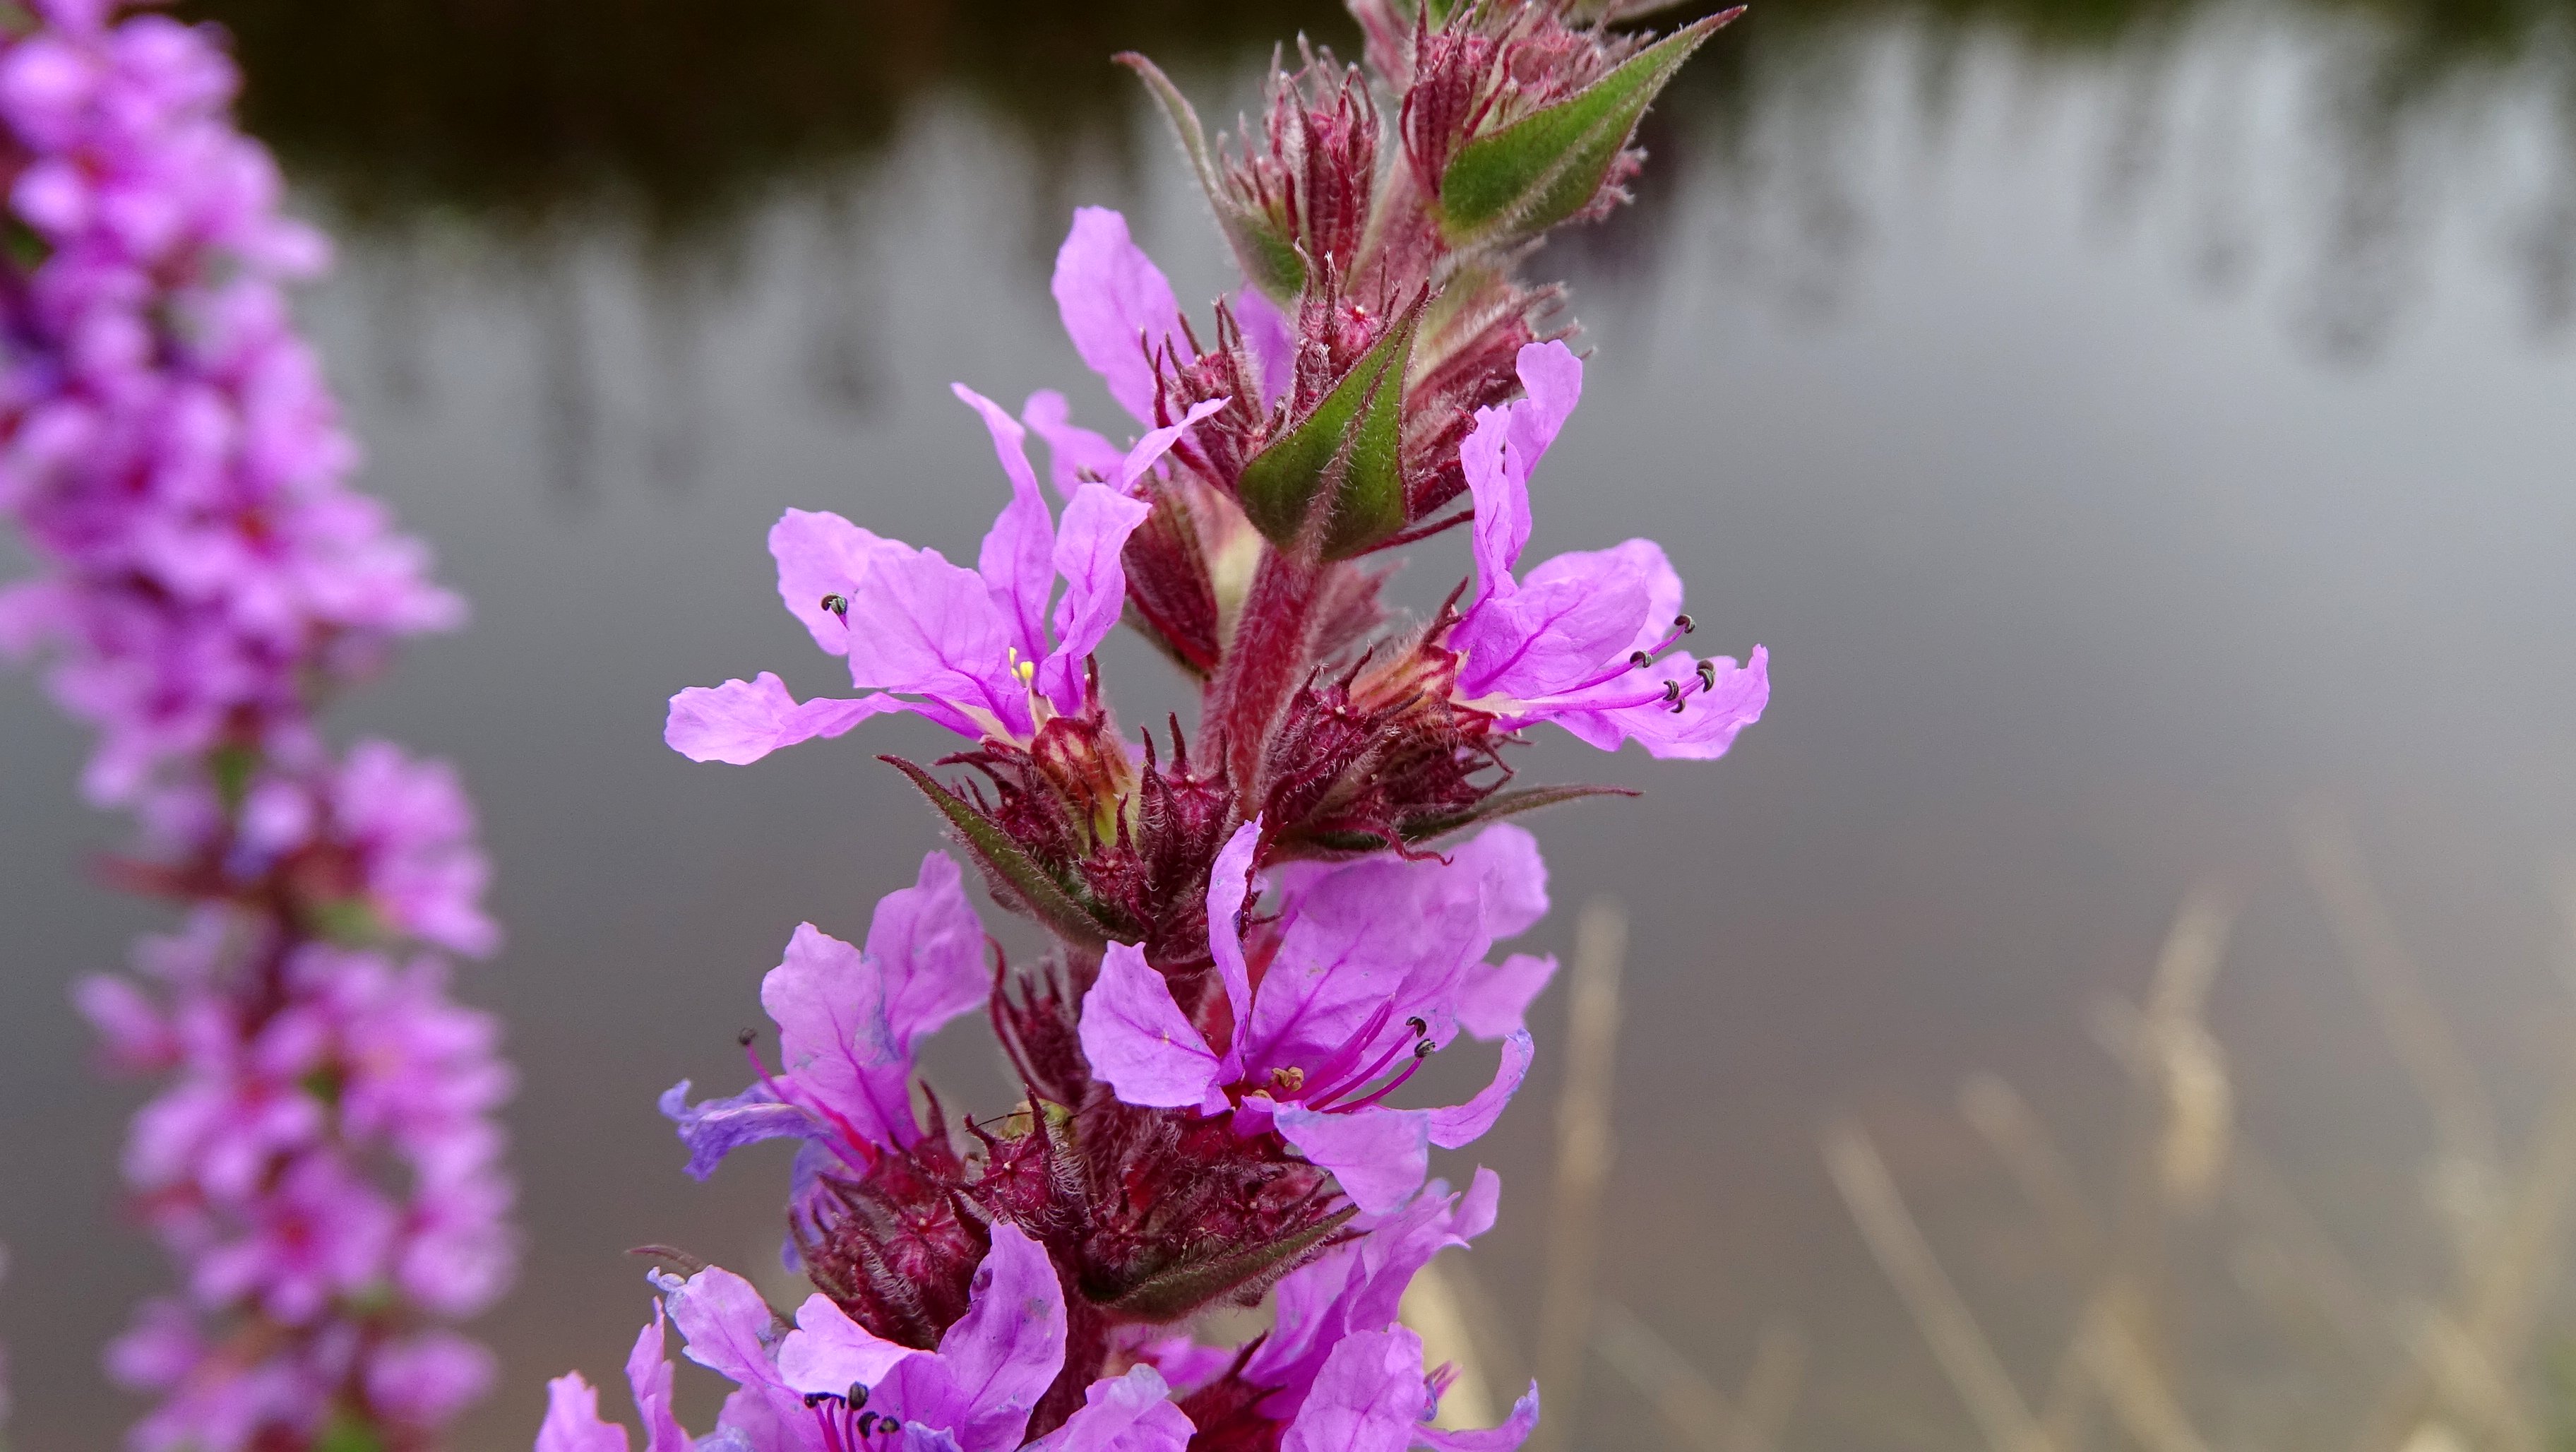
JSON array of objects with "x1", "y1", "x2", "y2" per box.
[
  {"x1": 1669, "y1": 697, "x2": 1687, "y2": 713},
  {"x1": 1406, "y1": 1016, "x2": 1428, "y2": 1037},
  {"x1": 847, "y1": 1384, "x2": 869, "y2": 1410},
  {"x1": 1661, "y1": 680, "x2": 1681, "y2": 702},
  {"x1": 1675, "y1": 612, "x2": 1695, "y2": 634},
  {"x1": 1696, "y1": 660, "x2": 1718, "y2": 691},
  {"x1": 1628, "y1": 650, "x2": 1651, "y2": 669},
  {"x1": 820, "y1": 593, "x2": 850, "y2": 620},
  {"x1": 737, "y1": 1028, "x2": 758, "y2": 1047},
  {"x1": 1414, "y1": 1040, "x2": 1438, "y2": 1059},
  {"x1": 804, "y1": 1391, "x2": 835, "y2": 1409}
]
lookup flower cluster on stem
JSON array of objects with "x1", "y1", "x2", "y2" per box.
[
  {"x1": 0, "y1": 4, "x2": 515, "y2": 1448},
  {"x1": 572, "y1": 3, "x2": 1765, "y2": 1451}
]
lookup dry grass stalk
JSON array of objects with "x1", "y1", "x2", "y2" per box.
[
  {"x1": 1593, "y1": 1300, "x2": 1789, "y2": 1452},
  {"x1": 1738, "y1": 1323, "x2": 1808, "y2": 1446},
  {"x1": 1962, "y1": 1073, "x2": 2102, "y2": 1269},
  {"x1": 1527, "y1": 896, "x2": 1628, "y2": 1452},
  {"x1": 1823, "y1": 1117, "x2": 2047, "y2": 1452},
  {"x1": 2296, "y1": 807, "x2": 2501, "y2": 1205}
]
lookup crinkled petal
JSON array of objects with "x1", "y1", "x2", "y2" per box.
[
  {"x1": 835, "y1": 548, "x2": 1025, "y2": 740},
  {"x1": 1415, "y1": 1385, "x2": 1539, "y2": 1451},
  {"x1": 1555, "y1": 645, "x2": 1768, "y2": 760},
  {"x1": 1111, "y1": 397, "x2": 1229, "y2": 492},
  {"x1": 864, "y1": 852, "x2": 991, "y2": 1060},
  {"x1": 1052, "y1": 207, "x2": 1187, "y2": 425},
  {"x1": 627, "y1": 1305, "x2": 690, "y2": 1452},
  {"x1": 664, "y1": 1266, "x2": 787, "y2": 1391},
  {"x1": 1235, "y1": 287, "x2": 1295, "y2": 412},
  {"x1": 1028, "y1": 1367, "x2": 1193, "y2": 1452},
  {"x1": 1275, "y1": 1105, "x2": 1431, "y2": 1217},
  {"x1": 537, "y1": 1372, "x2": 631, "y2": 1452},
  {"x1": 659, "y1": 1079, "x2": 813, "y2": 1180},
  {"x1": 1282, "y1": 1329, "x2": 1431, "y2": 1452},
  {"x1": 777, "y1": 1292, "x2": 924, "y2": 1393},
  {"x1": 1023, "y1": 390, "x2": 1128, "y2": 500},
  {"x1": 1080, "y1": 943, "x2": 1225, "y2": 1113},
  {"x1": 931, "y1": 1223, "x2": 1069, "y2": 1452},
  {"x1": 665, "y1": 673, "x2": 900, "y2": 765},
  {"x1": 1205, "y1": 819, "x2": 1263, "y2": 1080},
  {"x1": 1503, "y1": 342, "x2": 1582, "y2": 471},
  {"x1": 1453, "y1": 954, "x2": 1556, "y2": 1042},
  {"x1": 770, "y1": 508, "x2": 914, "y2": 654},
  {"x1": 1426, "y1": 1032, "x2": 1533, "y2": 1150},
  {"x1": 958, "y1": 383, "x2": 1058, "y2": 663},
  {"x1": 1038, "y1": 482, "x2": 1153, "y2": 710},
  {"x1": 763, "y1": 923, "x2": 924, "y2": 1153}
]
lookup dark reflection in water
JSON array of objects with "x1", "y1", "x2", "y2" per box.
[
  {"x1": 2, "y1": 4, "x2": 2575, "y2": 1452},
  {"x1": 182, "y1": 0, "x2": 2576, "y2": 355}
]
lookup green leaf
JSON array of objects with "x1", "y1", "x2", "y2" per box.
[
  {"x1": 881, "y1": 756, "x2": 1119, "y2": 951},
  {"x1": 1098, "y1": 1206, "x2": 1356, "y2": 1319},
  {"x1": 1119, "y1": 53, "x2": 1306, "y2": 302},
  {"x1": 314, "y1": 1412, "x2": 388, "y2": 1452},
  {"x1": 1236, "y1": 304, "x2": 1419, "y2": 561},
  {"x1": 1436, "y1": 12, "x2": 1729, "y2": 249},
  {"x1": 1400, "y1": 782, "x2": 1641, "y2": 844}
]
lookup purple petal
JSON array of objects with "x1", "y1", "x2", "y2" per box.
[
  {"x1": 658, "y1": 1079, "x2": 813, "y2": 1180},
  {"x1": 1235, "y1": 287, "x2": 1295, "y2": 412},
  {"x1": 664, "y1": 1266, "x2": 787, "y2": 1391},
  {"x1": 664, "y1": 673, "x2": 898, "y2": 765},
  {"x1": 1282, "y1": 1329, "x2": 1430, "y2": 1452},
  {"x1": 1448, "y1": 825, "x2": 1547, "y2": 941},
  {"x1": 537, "y1": 1373, "x2": 631, "y2": 1452},
  {"x1": 1275, "y1": 1105, "x2": 1431, "y2": 1217},
  {"x1": 1450, "y1": 573, "x2": 1653, "y2": 705},
  {"x1": 1112, "y1": 397, "x2": 1230, "y2": 492},
  {"x1": 835, "y1": 548, "x2": 1025, "y2": 740},
  {"x1": 1503, "y1": 342, "x2": 1582, "y2": 468},
  {"x1": 931, "y1": 1223, "x2": 1068, "y2": 1452},
  {"x1": 1024, "y1": 390, "x2": 1127, "y2": 500},
  {"x1": 1453, "y1": 954, "x2": 1556, "y2": 1042},
  {"x1": 763, "y1": 924, "x2": 920, "y2": 1153},
  {"x1": 1051, "y1": 207, "x2": 1187, "y2": 425},
  {"x1": 1039, "y1": 482, "x2": 1153, "y2": 709},
  {"x1": 1460, "y1": 406, "x2": 1527, "y2": 609},
  {"x1": 626, "y1": 1305, "x2": 690, "y2": 1452},
  {"x1": 958, "y1": 383, "x2": 1058, "y2": 663},
  {"x1": 1205, "y1": 820, "x2": 1263, "y2": 1080},
  {"x1": 770, "y1": 508, "x2": 911, "y2": 655},
  {"x1": 864, "y1": 852, "x2": 992, "y2": 1061},
  {"x1": 1080, "y1": 943, "x2": 1224, "y2": 1112},
  {"x1": 1520, "y1": 539, "x2": 1683, "y2": 663},
  {"x1": 1557, "y1": 645, "x2": 1769, "y2": 760},
  {"x1": 1027, "y1": 1367, "x2": 1193, "y2": 1452},
  {"x1": 1426, "y1": 1031, "x2": 1533, "y2": 1149},
  {"x1": 1252, "y1": 1171, "x2": 1503, "y2": 1403},
  {"x1": 1415, "y1": 1386, "x2": 1539, "y2": 1451},
  {"x1": 777, "y1": 1293, "x2": 924, "y2": 1394}
]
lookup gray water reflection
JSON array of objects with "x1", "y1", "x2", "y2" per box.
[{"x1": 1, "y1": 10, "x2": 2575, "y2": 1452}]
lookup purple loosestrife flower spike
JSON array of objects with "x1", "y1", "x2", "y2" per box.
[
  {"x1": 0, "y1": 4, "x2": 515, "y2": 1446},
  {"x1": 611, "y1": 8, "x2": 1743, "y2": 1450}
]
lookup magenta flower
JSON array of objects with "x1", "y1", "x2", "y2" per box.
[
  {"x1": 542, "y1": 1225, "x2": 1192, "y2": 1452},
  {"x1": 1080, "y1": 821, "x2": 1543, "y2": 1213},
  {"x1": 662, "y1": 852, "x2": 989, "y2": 1177},
  {"x1": 664, "y1": 386, "x2": 1223, "y2": 765},
  {"x1": 1443, "y1": 342, "x2": 1770, "y2": 759}
]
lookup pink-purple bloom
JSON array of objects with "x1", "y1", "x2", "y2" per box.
[
  {"x1": 662, "y1": 852, "x2": 989, "y2": 1177},
  {"x1": 665, "y1": 386, "x2": 1223, "y2": 765},
  {"x1": 1081, "y1": 821, "x2": 1546, "y2": 1214},
  {"x1": 1445, "y1": 343, "x2": 1770, "y2": 758},
  {"x1": 0, "y1": 2, "x2": 515, "y2": 1446}
]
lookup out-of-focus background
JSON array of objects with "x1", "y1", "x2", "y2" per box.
[{"x1": 4, "y1": 1, "x2": 2575, "y2": 1448}]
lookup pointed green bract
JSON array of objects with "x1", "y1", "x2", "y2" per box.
[
  {"x1": 1400, "y1": 782, "x2": 1642, "y2": 844},
  {"x1": 1237, "y1": 306, "x2": 1419, "y2": 561},
  {"x1": 1100, "y1": 1206, "x2": 1358, "y2": 1319},
  {"x1": 1120, "y1": 53, "x2": 1307, "y2": 302},
  {"x1": 883, "y1": 756, "x2": 1121, "y2": 951},
  {"x1": 1436, "y1": 12, "x2": 1727, "y2": 250}
]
